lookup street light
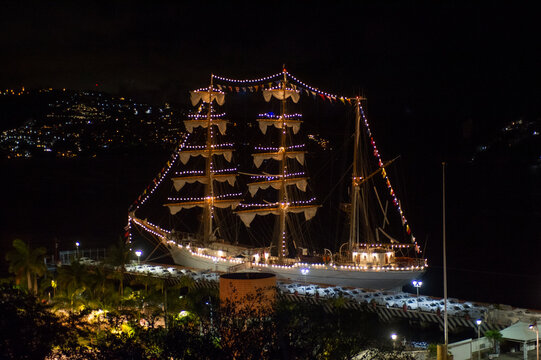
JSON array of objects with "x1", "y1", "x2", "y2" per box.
[
  {"x1": 391, "y1": 333, "x2": 398, "y2": 349},
  {"x1": 476, "y1": 319, "x2": 482, "y2": 360},
  {"x1": 412, "y1": 280, "x2": 423, "y2": 310},
  {"x1": 135, "y1": 250, "x2": 142, "y2": 264},
  {"x1": 75, "y1": 241, "x2": 80, "y2": 258},
  {"x1": 530, "y1": 322, "x2": 539, "y2": 360},
  {"x1": 300, "y1": 268, "x2": 310, "y2": 284}
]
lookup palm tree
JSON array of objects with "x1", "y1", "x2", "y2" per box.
[
  {"x1": 87, "y1": 264, "x2": 119, "y2": 309},
  {"x1": 5, "y1": 239, "x2": 47, "y2": 294},
  {"x1": 104, "y1": 237, "x2": 132, "y2": 299},
  {"x1": 484, "y1": 329, "x2": 503, "y2": 355},
  {"x1": 55, "y1": 259, "x2": 91, "y2": 311}
]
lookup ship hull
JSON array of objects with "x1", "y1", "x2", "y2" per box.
[{"x1": 167, "y1": 243, "x2": 424, "y2": 291}]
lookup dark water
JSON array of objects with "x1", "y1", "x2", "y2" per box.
[{"x1": 1, "y1": 154, "x2": 540, "y2": 310}]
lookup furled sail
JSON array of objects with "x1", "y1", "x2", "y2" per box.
[
  {"x1": 190, "y1": 88, "x2": 225, "y2": 106},
  {"x1": 184, "y1": 119, "x2": 229, "y2": 135},
  {"x1": 257, "y1": 117, "x2": 302, "y2": 134},
  {"x1": 237, "y1": 204, "x2": 319, "y2": 227},
  {"x1": 252, "y1": 151, "x2": 305, "y2": 168},
  {"x1": 247, "y1": 177, "x2": 308, "y2": 196},
  {"x1": 262, "y1": 88, "x2": 300, "y2": 103},
  {"x1": 179, "y1": 149, "x2": 233, "y2": 164},
  {"x1": 172, "y1": 174, "x2": 237, "y2": 191},
  {"x1": 166, "y1": 198, "x2": 241, "y2": 215}
]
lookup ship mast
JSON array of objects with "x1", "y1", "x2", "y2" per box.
[
  {"x1": 278, "y1": 69, "x2": 288, "y2": 261},
  {"x1": 236, "y1": 67, "x2": 319, "y2": 262},
  {"x1": 203, "y1": 74, "x2": 215, "y2": 243},
  {"x1": 349, "y1": 97, "x2": 374, "y2": 255},
  {"x1": 349, "y1": 98, "x2": 361, "y2": 251},
  {"x1": 165, "y1": 78, "x2": 240, "y2": 243}
]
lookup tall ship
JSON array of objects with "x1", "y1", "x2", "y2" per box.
[{"x1": 129, "y1": 69, "x2": 426, "y2": 290}]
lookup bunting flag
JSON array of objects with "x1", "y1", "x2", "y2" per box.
[{"x1": 211, "y1": 71, "x2": 360, "y2": 106}]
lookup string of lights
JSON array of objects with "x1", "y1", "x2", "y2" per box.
[
  {"x1": 239, "y1": 197, "x2": 317, "y2": 209},
  {"x1": 183, "y1": 143, "x2": 234, "y2": 150},
  {"x1": 285, "y1": 71, "x2": 352, "y2": 101},
  {"x1": 250, "y1": 172, "x2": 305, "y2": 179},
  {"x1": 212, "y1": 70, "x2": 357, "y2": 103},
  {"x1": 258, "y1": 113, "x2": 303, "y2": 118},
  {"x1": 133, "y1": 133, "x2": 190, "y2": 209},
  {"x1": 254, "y1": 144, "x2": 305, "y2": 151},
  {"x1": 358, "y1": 104, "x2": 415, "y2": 242},
  {"x1": 188, "y1": 113, "x2": 226, "y2": 118},
  {"x1": 168, "y1": 192, "x2": 242, "y2": 202},
  {"x1": 192, "y1": 86, "x2": 225, "y2": 94},
  {"x1": 213, "y1": 72, "x2": 283, "y2": 84}
]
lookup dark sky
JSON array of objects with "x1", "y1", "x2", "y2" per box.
[{"x1": 2, "y1": 2, "x2": 540, "y2": 111}]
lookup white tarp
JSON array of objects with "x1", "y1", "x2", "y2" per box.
[
  {"x1": 190, "y1": 90, "x2": 225, "y2": 106},
  {"x1": 248, "y1": 178, "x2": 307, "y2": 196},
  {"x1": 179, "y1": 149, "x2": 233, "y2": 164},
  {"x1": 184, "y1": 119, "x2": 228, "y2": 135},
  {"x1": 172, "y1": 175, "x2": 236, "y2": 191},
  {"x1": 257, "y1": 118, "x2": 301, "y2": 134},
  {"x1": 252, "y1": 151, "x2": 305, "y2": 168},
  {"x1": 262, "y1": 89, "x2": 300, "y2": 103}
]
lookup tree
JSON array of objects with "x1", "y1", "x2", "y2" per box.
[
  {"x1": 0, "y1": 284, "x2": 68, "y2": 359},
  {"x1": 5, "y1": 238, "x2": 47, "y2": 294},
  {"x1": 105, "y1": 237, "x2": 132, "y2": 299},
  {"x1": 484, "y1": 329, "x2": 503, "y2": 355},
  {"x1": 87, "y1": 264, "x2": 119, "y2": 310}
]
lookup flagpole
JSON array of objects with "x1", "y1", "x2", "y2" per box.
[{"x1": 442, "y1": 162, "x2": 448, "y2": 358}]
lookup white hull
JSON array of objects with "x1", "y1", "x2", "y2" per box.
[{"x1": 167, "y1": 243, "x2": 424, "y2": 291}]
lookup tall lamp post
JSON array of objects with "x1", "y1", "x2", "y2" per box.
[
  {"x1": 530, "y1": 322, "x2": 539, "y2": 360},
  {"x1": 135, "y1": 250, "x2": 142, "y2": 264},
  {"x1": 412, "y1": 280, "x2": 423, "y2": 310},
  {"x1": 476, "y1": 319, "x2": 482, "y2": 360},
  {"x1": 75, "y1": 241, "x2": 80, "y2": 258},
  {"x1": 391, "y1": 333, "x2": 398, "y2": 349},
  {"x1": 300, "y1": 268, "x2": 309, "y2": 285}
]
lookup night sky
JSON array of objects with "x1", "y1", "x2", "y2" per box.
[
  {"x1": 2, "y1": 1, "x2": 541, "y2": 307},
  {"x1": 2, "y1": 2, "x2": 539, "y2": 112}
]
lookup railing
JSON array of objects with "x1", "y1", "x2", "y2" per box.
[{"x1": 55, "y1": 248, "x2": 107, "y2": 265}]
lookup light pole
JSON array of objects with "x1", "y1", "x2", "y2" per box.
[
  {"x1": 391, "y1": 333, "x2": 398, "y2": 349},
  {"x1": 75, "y1": 241, "x2": 80, "y2": 258},
  {"x1": 300, "y1": 268, "x2": 310, "y2": 285},
  {"x1": 412, "y1": 280, "x2": 423, "y2": 310},
  {"x1": 476, "y1": 319, "x2": 482, "y2": 360},
  {"x1": 530, "y1": 322, "x2": 539, "y2": 360},
  {"x1": 135, "y1": 250, "x2": 142, "y2": 264}
]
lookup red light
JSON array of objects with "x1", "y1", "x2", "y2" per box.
[{"x1": 95, "y1": 83, "x2": 99, "y2": 87}]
